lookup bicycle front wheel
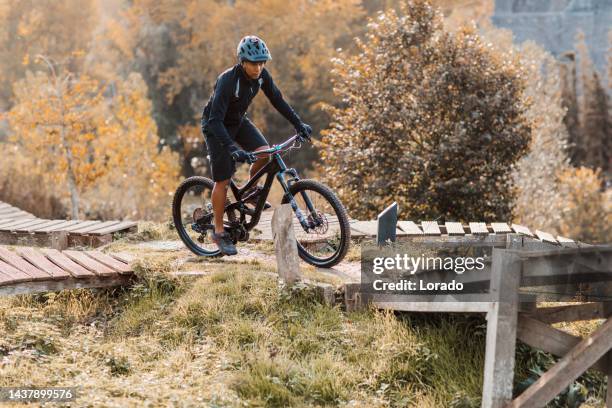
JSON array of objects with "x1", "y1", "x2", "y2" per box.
[{"x1": 281, "y1": 179, "x2": 350, "y2": 268}]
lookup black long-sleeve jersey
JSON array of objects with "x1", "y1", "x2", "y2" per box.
[{"x1": 201, "y1": 64, "x2": 302, "y2": 150}]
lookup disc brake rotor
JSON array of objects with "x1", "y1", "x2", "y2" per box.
[{"x1": 308, "y1": 211, "x2": 328, "y2": 234}]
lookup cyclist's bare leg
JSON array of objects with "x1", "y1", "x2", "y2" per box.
[
  {"x1": 249, "y1": 145, "x2": 271, "y2": 182},
  {"x1": 212, "y1": 179, "x2": 230, "y2": 234}
]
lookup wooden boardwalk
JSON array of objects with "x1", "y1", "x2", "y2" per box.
[
  {"x1": 0, "y1": 202, "x2": 35, "y2": 220},
  {"x1": 0, "y1": 246, "x2": 135, "y2": 296},
  {"x1": 0, "y1": 200, "x2": 137, "y2": 248},
  {"x1": 252, "y1": 209, "x2": 582, "y2": 248}
]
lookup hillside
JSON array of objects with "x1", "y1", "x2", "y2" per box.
[{"x1": 0, "y1": 223, "x2": 607, "y2": 407}]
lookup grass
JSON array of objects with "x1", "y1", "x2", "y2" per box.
[{"x1": 0, "y1": 225, "x2": 608, "y2": 407}]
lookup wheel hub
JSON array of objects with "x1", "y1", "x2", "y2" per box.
[{"x1": 308, "y1": 211, "x2": 328, "y2": 234}]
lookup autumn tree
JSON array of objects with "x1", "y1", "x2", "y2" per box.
[
  {"x1": 558, "y1": 51, "x2": 581, "y2": 164},
  {"x1": 8, "y1": 59, "x2": 103, "y2": 219},
  {"x1": 92, "y1": 0, "x2": 366, "y2": 177},
  {"x1": 85, "y1": 73, "x2": 181, "y2": 220},
  {"x1": 576, "y1": 33, "x2": 611, "y2": 175},
  {"x1": 318, "y1": 0, "x2": 531, "y2": 221},
  {"x1": 7, "y1": 63, "x2": 180, "y2": 221},
  {"x1": 0, "y1": 0, "x2": 95, "y2": 110},
  {"x1": 510, "y1": 43, "x2": 572, "y2": 233},
  {"x1": 557, "y1": 167, "x2": 611, "y2": 244}
]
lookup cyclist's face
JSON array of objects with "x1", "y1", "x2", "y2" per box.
[{"x1": 242, "y1": 60, "x2": 266, "y2": 79}]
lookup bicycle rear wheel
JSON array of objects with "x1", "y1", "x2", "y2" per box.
[
  {"x1": 281, "y1": 179, "x2": 350, "y2": 268},
  {"x1": 172, "y1": 176, "x2": 229, "y2": 256}
]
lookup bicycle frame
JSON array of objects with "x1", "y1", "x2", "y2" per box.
[{"x1": 225, "y1": 135, "x2": 319, "y2": 231}]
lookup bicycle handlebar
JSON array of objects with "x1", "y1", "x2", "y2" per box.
[{"x1": 252, "y1": 134, "x2": 299, "y2": 155}]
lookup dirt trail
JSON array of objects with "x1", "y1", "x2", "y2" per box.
[{"x1": 134, "y1": 240, "x2": 361, "y2": 283}]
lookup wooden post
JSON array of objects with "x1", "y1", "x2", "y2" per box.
[
  {"x1": 604, "y1": 302, "x2": 612, "y2": 408},
  {"x1": 376, "y1": 202, "x2": 398, "y2": 245},
  {"x1": 51, "y1": 231, "x2": 68, "y2": 250},
  {"x1": 271, "y1": 204, "x2": 301, "y2": 285},
  {"x1": 482, "y1": 235, "x2": 522, "y2": 408}
]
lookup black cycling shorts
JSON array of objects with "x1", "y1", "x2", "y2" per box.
[{"x1": 203, "y1": 117, "x2": 269, "y2": 182}]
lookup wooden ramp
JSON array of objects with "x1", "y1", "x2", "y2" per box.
[
  {"x1": 0, "y1": 218, "x2": 138, "y2": 248},
  {"x1": 0, "y1": 246, "x2": 135, "y2": 296},
  {"x1": 0, "y1": 201, "x2": 35, "y2": 221},
  {"x1": 251, "y1": 211, "x2": 583, "y2": 248}
]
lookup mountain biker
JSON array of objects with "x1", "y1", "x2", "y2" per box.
[{"x1": 201, "y1": 35, "x2": 313, "y2": 256}]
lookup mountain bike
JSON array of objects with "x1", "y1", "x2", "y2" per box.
[{"x1": 172, "y1": 134, "x2": 350, "y2": 268}]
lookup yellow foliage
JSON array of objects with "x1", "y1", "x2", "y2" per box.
[
  {"x1": 0, "y1": 0, "x2": 95, "y2": 107},
  {"x1": 6, "y1": 69, "x2": 179, "y2": 221},
  {"x1": 83, "y1": 73, "x2": 181, "y2": 220},
  {"x1": 557, "y1": 167, "x2": 611, "y2": 244}
]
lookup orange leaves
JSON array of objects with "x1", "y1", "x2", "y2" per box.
[
  {"x1": 557, "y1": 167, "x2": 611, "y2": 243},
  {"x1": 6, "y1": 66, "x2": 180, "y2": 220}
]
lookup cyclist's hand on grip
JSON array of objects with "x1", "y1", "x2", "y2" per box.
[
  {"x1": 230, "y1": 147, "x2": 257, "y2": 164},
  {"x1": 295, "y1": 122, "x2": 312, "y2": 143}
]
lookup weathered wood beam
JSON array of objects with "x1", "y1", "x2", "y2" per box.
[
  {"x1": 482, "y1": 239, "x2": 522, "y2": 408},
  {"x1": 529, "y1": 303, "x2": 604, "y2": 324},
  {"x1": 509, "y1": 315, "x2": 612, "y2": 407},
  {"x1": 0, "y1": 274, "x2": 134, "y2": 296},
  {"x1": 517, "y1": 314, "x2": 607, "y2": 372}
]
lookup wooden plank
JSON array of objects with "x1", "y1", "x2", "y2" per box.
[
  {"x1": 35, "y1": 220, "x2": 79, "y2": 233},
  {"x1": 0, "y1": 259, "x2": 32, "y2": 283},
  {"x1": 517, "y1": 315, "x2": 607, "y2": 373},
  {"x1": 513, "y1": 245, "x2": 612, "y2": 258},
  {"x1": 41, "y1": 249, "x2": 96, "y2": 278},
  {"x1": 61, "y1": 221, "x2": 101, "y2": 232},
  {"x1": 376, "y1": 202, "x2": 398, "y2": 245},
  {"x1": 85, "y1": 251, "x2": 132, "y2": 274},
  {"x1": 110, "y1": 252, "x2": 136, "y2": 264},
  {"x1": 349, "y1": 221, "x2": 377, "y2": 236},
  {"x1": 17, "y1": 219, "x2": 65, "y2": 232},
  {"x1": 62, "y1": 250, "x2": 116, "y2": 276},
  {"x1": 444, "y1": 222, "x2": 465, "y2": 236},
  {"x1": 374, "y1": 301, "x2": 494, "y2": 313},
  {"x1": 509, "y1": 317, "x2": 612, "y2": 407},
  {"x1": 421, "y1": 221, "x2": 441, "y2": 236},
  {"x1": 0, "y1": 274, "x2": 134, "y2": 296},
  {"x1": 0, "y1": 207, "x2": 26, "y2": 216},
  {"x1": 511, "y1": 223, "x2": 534, "y2": 237},
  {"x1": 0, "y1": 247, "x2": 51, "y2": 281},
  {"x1": 535, "y1": 230, "x2": 559, "y2": 244},
  {"x1": 7, "y1": 219, "x2": 51, "y2": 232},
  {"x1": 89, "y1": 221, "x2": 138, "y2": 235},
  {"x1": 15, "y1": 247, "x2": 71, "y2": 280},
  {"x1": 398, "y1": 221, "x2": 424, "y2": 236},
  {"x1": 482, "y1": 237, "x2": 522, "y2": 408},
  {"x1": 469, "y1": 222, "x2": 489, "y2": 235},
  {"x1": 0, "y1": 219, "x2": 18, "y2": 228},
  {"x1": 530, "y1": 303, "x2": 604, "y2": 324},
  {"x1": 0, "y1": 270, "x2": 14, "y2": 286},
  {"x1": 603, "y1": 303, "x2": 612, "y2": 408},
  {"x1": 491, "y1": 222, "x2": 512, "y2": 233},
  {"x1": 0, "y1": 218, "x2": 44, "y2": 230},
  {"x1": 68, "y1": 220, "x2": 122, "y2": 234},
  {"x1": 556, "y1": 236, "x2": 577, "y2": 248}
]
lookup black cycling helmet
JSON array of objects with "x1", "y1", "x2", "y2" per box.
[{"x1": 237, "y1": 35, "x2": 272, "y2": 62}]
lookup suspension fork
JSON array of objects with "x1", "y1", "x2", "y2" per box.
[{"x1": 273, "y1": 153, "x2": 319, "y2": 229}]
